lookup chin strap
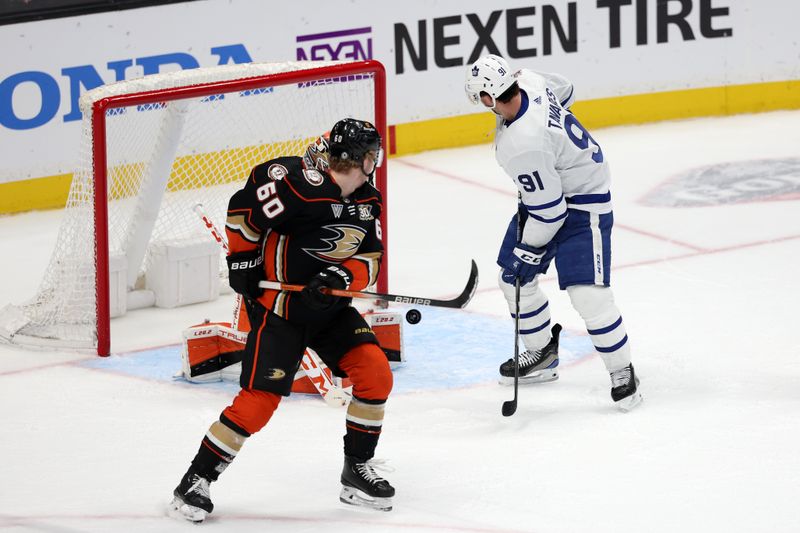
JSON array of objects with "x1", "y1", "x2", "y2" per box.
[{"x1": 361, "y1": 162, "x2": 376, "y2": 185}]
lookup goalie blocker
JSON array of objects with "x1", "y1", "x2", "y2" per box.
[{"x1": 179, "y1": 312, "x2": 405, "y2": 395}]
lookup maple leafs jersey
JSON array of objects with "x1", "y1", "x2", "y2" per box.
[
  {"x1": 225, "y1": 156, "x2": 383, "y2": 322},
  {"x1": 494, "y1": 69, "x2": 612, "y2": 248}
]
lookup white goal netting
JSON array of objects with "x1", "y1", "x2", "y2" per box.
[{"x1": 0, "y1": 61, "x2": 382, "y2": 353}]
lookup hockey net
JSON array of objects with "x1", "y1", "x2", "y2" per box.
[{"x1": 0, "y1": 60, "x2": 387, "y2": 355}]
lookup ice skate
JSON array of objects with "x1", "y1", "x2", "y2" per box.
[
  {"x1": 339, "y1": 456, "x2": 395, "y2": 511},
  {"x1": 499, "y1": 323, "x2": 561, "y2": 385},
  {"x1": 610, "y1": 363, "x2": 642, "y2": 412},
  {"x1": 169, "y1": 471, "x2": 213, "y2": 523}
]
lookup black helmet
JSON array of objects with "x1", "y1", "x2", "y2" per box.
[{"x1": 329, "y1": 118, "x2": 382, "y2": 164}]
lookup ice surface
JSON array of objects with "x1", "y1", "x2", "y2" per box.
[{"x1": 1, "y1": 111, "x2": 799, "y2": 532}]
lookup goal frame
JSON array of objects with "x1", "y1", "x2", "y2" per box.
[{"x1": 90, "y1": 60, "x2": 388, "y2": 356}]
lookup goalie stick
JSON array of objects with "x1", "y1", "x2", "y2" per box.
[
  {"x1": 193, "y1": 203, "x2": 349, "y2": 407},
  {"x1": 257, "y1": 260, "x2": 479, "y2": 310}
]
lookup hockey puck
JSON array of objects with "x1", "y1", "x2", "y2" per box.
[{"x1": 405, "y1": 309, "x2": 422, "y2": 325}]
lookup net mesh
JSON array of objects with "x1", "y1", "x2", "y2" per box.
[{"x1": 3, "y1": 61, "x2": 377, "y2": 349}]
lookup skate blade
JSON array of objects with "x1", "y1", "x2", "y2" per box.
[
  {"x1": 499, "y1": 370, "x2": 559, "y2": 386},
  {"x1": 168, "y1": 497, "x2": 208, "y2": 523},
  {"x1": 615, "y1": 391, "x2": 643, "y2": 412},
  {"x1": 339, "y1": 485, "x2": 393, "y2": 512}
]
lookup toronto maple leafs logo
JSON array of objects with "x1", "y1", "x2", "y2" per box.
[{"x1": 472, "y1": 65, "x2": 479, "y2": 76}]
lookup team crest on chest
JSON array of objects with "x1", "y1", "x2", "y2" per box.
[
  {"x1": 268, "y1": 164, "x2": 288, "y2": 181},
  {"x1": 303, "y1": 224, "x2": 367, "y2": 262},
  {"x1": 303, "y1": 169, "x2": 325, "y2": 186}
]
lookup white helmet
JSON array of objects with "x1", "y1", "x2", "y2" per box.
[{"x1": 465, "y1": 54, "x2": 515, "y2": 107}]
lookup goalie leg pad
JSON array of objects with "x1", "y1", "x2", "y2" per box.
[
  {"x1": 180, "y1": 323, "x2": 247, "y2": 383},
  {"x1": 367, "y1": 313, "x2": 404, "y2": 366}
]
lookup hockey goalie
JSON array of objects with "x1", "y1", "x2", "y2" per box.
[{"x1": 178, "y1": 294, "x2": 404, "y2": 406}]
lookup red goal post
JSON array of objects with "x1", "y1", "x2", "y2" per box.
[{"x1": 0, "y1": 60, "x2": 388, "y2": 356}]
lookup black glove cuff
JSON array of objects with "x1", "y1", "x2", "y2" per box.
[
  {"x1": 226, "y1": 250, "x2": 263, "y2": 270},
  {"x1": 318, "y1": 264, "x2": 352, "y2": 290}
]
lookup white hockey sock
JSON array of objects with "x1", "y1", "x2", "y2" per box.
[
  {"x1": 567, "y1": 285, "x2": 631, "y2": 371},
  {"x1": 499, "y1": 272, "x2": 552, "y2": 351}
]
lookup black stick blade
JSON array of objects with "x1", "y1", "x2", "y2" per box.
[{"x1": 501, "y1": 400, "x2": 517, "y2": 417}]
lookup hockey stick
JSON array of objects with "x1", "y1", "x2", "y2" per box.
[
  {"x1": 501, "y1": 278, "x2": 521, "y2": 417},
  {"x1": 300, "y1": 348, "x2": 352, "y2": 407},
  {"x1": 194, "y1": 204, "x2": 229, "y2": 253},
  {"x1": 502, "y1": 194, "x2": 525, "y2": 417},
  {"x1": 257, "y1": 259, "x2": 479, "y2": 310},
  {"x1": 193, "y1": 203, "x2": 349, "y2": 407}
]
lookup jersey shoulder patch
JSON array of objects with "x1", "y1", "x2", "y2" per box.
[
  {"x1": 251, "y1": 156, "x2": 303, "y2": 184},
  {"x1": 267, "y1": 158, "x2": 339, "y2": 202}
]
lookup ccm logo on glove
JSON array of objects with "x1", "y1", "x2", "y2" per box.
[{"x1": 514, "y1": 248, "x2": 542, "y2": 265}]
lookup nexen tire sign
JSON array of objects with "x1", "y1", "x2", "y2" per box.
[{"x1": 392, "y1": 2, "x2": 733, "y2": 74}]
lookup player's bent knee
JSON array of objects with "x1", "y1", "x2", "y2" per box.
[
  {"x1": 339, "y1": 343, "x2": 393, "y2": 401},
  {"x1": 498, "y1": 269, "x2": 541, "y2": 301},
  {"x1": 498, "y1": 269, "x2": 515, "y2": 300},
  {"x1": 567, "y1": 284, "x2": 616, "y2": 320},
  {"x1": 222, "y1": 388, "x2": 282, "y2": 435}
]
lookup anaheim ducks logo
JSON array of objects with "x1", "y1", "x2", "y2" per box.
[
  {"x1": 265, "y1": 368, "x2": 286, "y2": 380},
  {"x1": 304, "y1": 224, "x2": 367, "y2": 262}
]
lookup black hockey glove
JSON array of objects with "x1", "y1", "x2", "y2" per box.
[
  {"x1": 301, "y1": 265, "x2": 353, "y2": 311},
  {"x1": 226, "y1": 250, "x2": 265, "y2": 300}
]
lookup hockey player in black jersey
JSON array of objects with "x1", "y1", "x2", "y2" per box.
[{"x1": 170, "y1": 119, "x2": 395, "y2": 522}]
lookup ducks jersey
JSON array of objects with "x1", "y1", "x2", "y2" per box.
[
  {"x1": 494, "y1": 69, "x2": 612, "y2": 248},
  {"x1": 225, "y1": 156, "x2": 383, "y2": 322}
]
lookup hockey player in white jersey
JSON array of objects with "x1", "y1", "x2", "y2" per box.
[{"x1": 465, "y1": 54, "x2": 642, "y2": 411}]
